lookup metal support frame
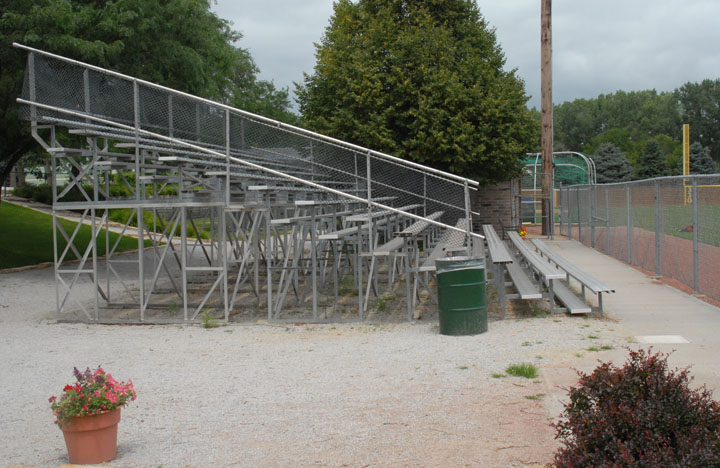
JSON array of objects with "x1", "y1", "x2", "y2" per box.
[{"x1": 17, "y1": 44, "x2": 490, "y2": 324}]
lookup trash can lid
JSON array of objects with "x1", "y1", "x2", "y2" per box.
[{"x1": 435, "y1": 256, "x2": 485, "y2": 273}]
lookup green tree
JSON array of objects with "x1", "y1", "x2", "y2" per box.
[
  {"x1": 675, "y1": 142, "x2": 717, "y2": 175},
  {"x1": 677, "y1": 79, "x2": 720, "y2": 165},
  {"x1": 554, "y1": 89, "x2": 681, "y2": 157},
  {"x1": 636, "y1": 140, "x2": 666, "y2": 179},
  {"x1": 296, "y1": 0, "x2": 536, "y2": 184},
  {"x1": 593, "y1": 143, "x2": 632, "y2": 183},
  {"x1": 0, "y1": 0, "x2": 296, "y2": 200}
]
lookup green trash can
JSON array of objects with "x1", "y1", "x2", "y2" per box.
[{"x1": 436, "y1": 256, "x2": 487, "y2": 336}]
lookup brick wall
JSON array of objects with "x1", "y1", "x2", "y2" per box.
[{"x1": 471, "y1": 179, "x2": 520, "y2": 234}]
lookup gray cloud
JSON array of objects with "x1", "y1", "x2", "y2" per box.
[{"x1": 213, "y1": 0, "x2": 720, "y2": 110}]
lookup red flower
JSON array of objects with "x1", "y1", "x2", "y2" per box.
[{"x1": 64, "y1": 384, "x2": 73, "y2": 392}]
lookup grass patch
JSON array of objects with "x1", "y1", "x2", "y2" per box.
[
  {"x1": 0, "y1": 203, "x2": 149, "y2": 269},
  {"x1": 491, "y1": 373, "x2": 507, "y2": 378},
  {"x1": 506, "y1": 363, "x2": 539, "y2": 379},
  {"x1": 525, "y1": 393, "x2": 545, "y2": 400},
  {"x1": 587, "y1": 344, "x2": 614, "y2": 352}
]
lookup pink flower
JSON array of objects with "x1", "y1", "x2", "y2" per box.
[{"x1": 48, "y1": 396, "x2": 57, "y2": 403}]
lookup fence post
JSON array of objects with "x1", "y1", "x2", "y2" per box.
[
  {"x1": 654, "y1": 180, "x2": 660, "y2": 276},
  {"x1": 576, "y1": 186, "x2": 581, "y2": 242},
  {"x1": 567, "y1": 187, "x2": 572, "y2": 240},
  {"x1": 590, "y1": 185, "x2": 596, "y2": 249},
  {"x1": 558, "y1": 187, "x2": 563, "y2": 234},
  {"x1": 605, "y1": 188, "x2": 610, "y2": 254},
  {"x1": 626, "y1": 184, "x2": 632, "y2": 265},
  {"x1": 692, "y1": 177, "x2": 699, "y2": 294}
]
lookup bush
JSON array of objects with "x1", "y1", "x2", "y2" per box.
[
  {"x1": 31, "y1": 184, "x2": 53, "y2": 205},
  {"x1": 553, "y1": 348, "x2": 720, "y2": 467},
  {"x1": 11, "y1": 184, "x2": 34, "y2": 199}
]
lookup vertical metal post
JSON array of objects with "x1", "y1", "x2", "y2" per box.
[
  {"x1": 423, "y1": 175, "x2": 427, "y2": 218},
  {"x1": 404, "y1": 238, "x2": 412, "y2": 320},
  {"x1": 181, "y1": 207, "x2": 188, "y2": 321},
  {"x1": 605, "y1": 187, "x2": 610, "y2": 254},
  {"x1": 310, "y1": 207, "x2": 318, "y2": 319},
  {"x1": 133, "y1": 80, "x2": 145, "y2": 319},
  {"x1": 168, "y1": 95, "x2": 173, "y2": 138},
  {"x1": 590, "y1": 185, "x2": 596, "y2": 248},
  {"x1": 221, "y1": 209, "x2": 229, "y2": 321},
  {"x1": 576, "y1": 186, "x2": 581, "y2": 242},
  {"x1": 138, "y1": 206, "x2": 146, "y2": 321},
  {"x1": 361, "y1": 152, "x2": 372, "y2": 317},
  {"x1": 92, "y1": 207, "x2": 99, "y2": 320},
  {"x1": 566, "y1": 187, "x2": 572, "y2": 239},
  {"x1": 52, "y1": 211, "x2": 60, "y2": 320},
  {"x1": 310, "y1": 140, "x2": 315, "y2": 183},
  {"x1": 626, "y1": 184, "x2": 632, "y2": 265},
  {"x1": 558, "y1": 186, "x2": 564, "y2": 234},
  {"x1": 464, "y1": 181, "x2": 472, "y2": 255},
  {"x1": 654, "y1": 180, "x2": 660, "y2": 276},
  {"x1": 28, "y1": 53, "x2": 37, "y2": 122},
  {"x1": 549, "y1": 167, "x2": 555, "y2": 238},
  {"x1": 366, "y1": 151, "x2": 373, "y2": 248},
  {"x1": 83, "y1": 69, "x2": 90, "y2": 115},
  {"x1": 225, "y1": 110, "x2": 231, "y2": 206},
  {"x1": 266, "y1": 199, "x2": 272, "y2": 321},
  {"x1": 356, "y1": 224, "x2": 363, "y2": 317},
  {"x1": 692, "y1": 177, "x2": 699, "y2": 294}
]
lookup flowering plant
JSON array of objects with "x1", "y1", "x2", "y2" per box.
[
  {"x1": 49, "y1": 366, "x2": 136, "y2": 428},
  {"x1": 518, "y1": 227, "x2": 527, "y2": 238}
]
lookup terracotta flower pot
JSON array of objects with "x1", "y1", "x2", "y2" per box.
[{"x1": 61, "y1": 408, "x2": 122, "y2": 464}]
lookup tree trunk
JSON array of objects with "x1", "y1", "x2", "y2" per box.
[{"x1": 0, "y1": 141, "x2": 36, "y2": 204}]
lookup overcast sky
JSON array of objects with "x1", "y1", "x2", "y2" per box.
[{"x1": 212, "y1": 0, "x2": 720, "y2": 110}]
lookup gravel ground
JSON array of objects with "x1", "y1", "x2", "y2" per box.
[{"x1": 0, "y1": 264, "x2": 627, "y2": 468}]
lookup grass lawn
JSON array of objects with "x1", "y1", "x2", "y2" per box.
[{"x1": 0, "y1": 202, "x2": 149, "y2": 269}]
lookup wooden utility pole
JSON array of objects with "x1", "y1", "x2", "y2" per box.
[{"x1": 541, "y1": 0, "x2": 553, "y2": 235}]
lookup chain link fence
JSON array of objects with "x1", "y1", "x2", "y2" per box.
[
  {"x1": 17, "y1": 45, "x2": 477, "y2": 231},
  {"x1": 559, "y1": 175, "x2": 720, "y2": 302}
]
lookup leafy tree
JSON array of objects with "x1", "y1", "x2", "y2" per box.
[
  {"x1": 675, "y1": 142, "x2": 718, "y2": 175},
  {"x1": 0, "y1": 0, "x2": 296, "y2": 201},
  {"x1": 554, "y1": 90, "x2": 681, "y2": 154},
  {"x1": 677, "y1": 79, "x2": 720, "y2": 165},
  {"x1": 296, "y1": 0, "x2": 537, "y2": 184},
  {"x1": 593, "y1": 143, "x2": 633, "y2": 183},
  {"x1": 635, "y1": 140, "x2": 666, "y2": 179},
  {"x1": 583, "y1": 128, "x2": 638, "y2": 162}
]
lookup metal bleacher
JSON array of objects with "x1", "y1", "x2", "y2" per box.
[{"x1": 15, "y1": 43, "x2": 483, "y2": 323}]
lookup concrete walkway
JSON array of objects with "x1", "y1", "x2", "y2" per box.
[{"x1": 544, "y1": 236, "x2": 720, "y2": 392}]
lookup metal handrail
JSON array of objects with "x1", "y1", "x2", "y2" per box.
[{"x1": 17, "y1": 97, "x2": 484, "y2": 240}]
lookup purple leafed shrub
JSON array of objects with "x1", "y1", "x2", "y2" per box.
[{"x1": 553, "y1": 348, "x2": 720, "y2": 467}]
